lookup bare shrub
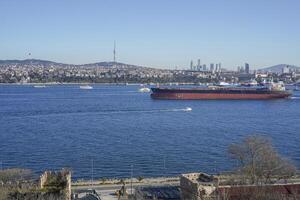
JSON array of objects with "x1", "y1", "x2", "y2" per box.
[{"x1": 228, "y1": 135, "x2": 297, "y2": 185}]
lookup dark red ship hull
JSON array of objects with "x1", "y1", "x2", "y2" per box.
[{"x1": 151, "y1": 87, "x2": 292, "y2": 100}]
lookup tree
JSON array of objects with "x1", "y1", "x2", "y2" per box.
[{"x1": 228, "y1": 135, "x2": 297, "y2": 185}]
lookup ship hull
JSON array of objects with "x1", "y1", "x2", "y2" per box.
[{"x1": 151, "y1": 88, "x2": 292, "y2": 100}]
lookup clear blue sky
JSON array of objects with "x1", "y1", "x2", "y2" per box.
[{"x1": 0, "y1": 0, "x2": 299, "y2": 69}]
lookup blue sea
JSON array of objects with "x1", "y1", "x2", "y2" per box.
[{"x1": 0, "y1": 85, "x2": 299, "y2": 179}]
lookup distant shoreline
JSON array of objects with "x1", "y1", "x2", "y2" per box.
[
  {"x1": 0, "y1": 82, "x2": 143, "y2": 85},
  {"x1": 0, "y1": 82, "x2": 196, "y2": 86}
]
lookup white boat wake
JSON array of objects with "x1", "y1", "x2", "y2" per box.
[
  {"x1": 80, "y1": 85, "x2": 93, "y2": 90},
  {"x1": 184, "y1": 107, "x2": 192, "y2": 112},
  {"x1": 171, "y1": 107, "x2": 192, "y2": 112},
  {"x1": 115, "y1": 107, "x2": 192, "y2": 113},
  {"x1": 6, "y1": 107, "x2": 193, "y2": 119}
]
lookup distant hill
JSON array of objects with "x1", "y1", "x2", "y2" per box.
[
  {"x1": 0, "y1": 59, "x2": 69, "y2": 67},
  {"x1": 259, "y1": 64, "x2": 300, "y2": 73},
  {"x1": 0, "y1": 59, "x2": 148, "y2": 69}
]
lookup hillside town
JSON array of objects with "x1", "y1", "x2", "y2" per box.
[{"x1": 0, "y1": 59, "x2": 300, "y2": 85}]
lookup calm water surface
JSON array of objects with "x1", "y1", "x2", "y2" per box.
[{"x1": 0, "y1": 85, "x2": 299, "y2": 179}]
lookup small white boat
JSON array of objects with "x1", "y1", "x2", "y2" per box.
[
  {"x1": 33, "y1": 85, "x2": 46, "y2": 88},
  {"x1": 218, "y1": 82, "x2": 231, "y2": 86},
  {"x1": 80, "y1": 85, "x2": 93, "y2": 90},
  {"x1": 184, "y1": 107, "x2": 192, "y2": 112},
  {"x1": 138, "y1": 87, "x2": 151, "y2": 93}
]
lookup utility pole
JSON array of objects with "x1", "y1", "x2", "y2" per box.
[
  {"x1": 130, "y1": 164, "x2": 133, "y2": 195},
  {"x1": 91, "y1": 159, "x2": 94, "y2": 188},
  {"x1": 214, "y1": 161, "x2": 218, "y2": 175},
  {"x1": 214, "y1": 160, "x2": 219, "y2": 200},
  {"x1": 163, "y1": 155, "x2": 166, "y2": 177}
]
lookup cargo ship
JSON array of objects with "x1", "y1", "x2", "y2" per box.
[{"x1": 151, "y1": 83, "x2": 292, "y2": 100}]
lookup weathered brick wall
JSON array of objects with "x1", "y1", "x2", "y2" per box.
[
  {"x1": 40, "y1": 171, "x2": 50, "y2": 188},
  {"x1": 39, "y1": 169, "x2": 71, "y2": 200},
  {"x1": 65, "y1": 171, "x2": 71, "y2": 200},
  {"x1": 180, "y1": 173, "x2": 218, "y2": 200},
  {"x1": 180, "y1": 175, "x2": 200, "y2": 200}
]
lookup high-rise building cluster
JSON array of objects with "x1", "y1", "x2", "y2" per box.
[
  {"x1": 190, "y1": 59, "x2": 221, "y2": 73},
  {"x1": 245, "y1": 63, "x2": 250, "y2": 73},
  {"x1": 237, "y1": 63, "x2": 250, "y2": 74}
]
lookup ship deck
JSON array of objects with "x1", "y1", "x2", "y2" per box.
[{"x1": 151, "y1": 87, "x2": 290, "y2": 94}]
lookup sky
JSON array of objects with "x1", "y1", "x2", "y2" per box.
[{"x1": 0, "y1": 0, "x2": 300, "y2": 70}]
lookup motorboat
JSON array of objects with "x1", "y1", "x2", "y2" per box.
[
  {"x1": 80, "y1": 85, "x2": 93, "y2": 90},
  {"x1": 138, "y1": 87, "x2": 151, "y2": 93}
]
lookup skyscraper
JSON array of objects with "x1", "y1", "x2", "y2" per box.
[
  {"x1": 190, "y1": 60, "x2": 194, "y2": 71},
  {"x1": 197, "y1": 59, "x2": 201, "y2": 71},
  {"x1": 245, "y1": 63, "x2": 250, "y2": 74},
  {"x1": 210, "y1": 63, "x2": 214, "y2": 72},
  {"x1": 240, "y1": 66, "x2": 245, "y2": 73}
]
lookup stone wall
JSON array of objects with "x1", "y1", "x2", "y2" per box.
[
  {"x1": 65, "y1": 171, "x2": 71, "y2": 200},
  {"x1": 180, "y1": 172, "x2": 300, "y2": 200},
  {"x1": 180, "y1": 173, "x2": 217, "y2": 200},
  {"x1": 39, "y1": 169, "x2": 71, "y2": 200},
  {"x1": 180, "y1": 174, "x2": 199, "y2": 200},
  {"x1": 40, "y1": 171, "x2": 50, "y2": 189}
]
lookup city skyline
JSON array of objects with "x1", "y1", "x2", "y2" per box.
[{"x1": 1, "y1": 0, "x2": 300, "y2": 69}]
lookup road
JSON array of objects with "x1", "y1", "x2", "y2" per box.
[{"x1": 72, "y1": 179, "x2": 179, "y2": 200}]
